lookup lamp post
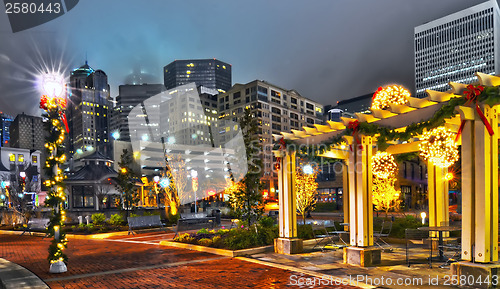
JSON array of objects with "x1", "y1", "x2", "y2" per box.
[
  {"x1": 191, "y1": 170, "x2": 198, "y2": 213},
  {"x1": 39, "y1": 72, "x2": 68, "y2": 274}
]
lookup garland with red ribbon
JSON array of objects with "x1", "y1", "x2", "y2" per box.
[
  {"x1": 274, "y1": 137, "x2": 286, "y2": 170},
  {"x1": 40, "y1": 95, "x2": 70, "y2": 133},
  {"x1": 455, "y1": 85, "x2": 494, "y2": 142},
  {"x1": 347, "y1": 120, "x2": 362, "y2": 151}
]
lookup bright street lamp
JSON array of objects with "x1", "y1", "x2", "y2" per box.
[{"x1": 41, "y1": 73, "x2": 65, "y2": 98}]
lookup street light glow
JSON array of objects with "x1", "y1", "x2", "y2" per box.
[
  {"x1": 303, "y1": 165, "x2": 313, "y2": 175},
  {"x1": 159, "y1": 178, "x2": 170, "y2": 188},
  {"x1": 41, "y1": 73, "x2": 65, "y2": 98}
]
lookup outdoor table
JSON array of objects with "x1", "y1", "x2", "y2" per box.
[{"x1": 417, "y1": 226, "x2": 461, "y2": 262}]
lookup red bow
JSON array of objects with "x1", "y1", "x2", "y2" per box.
[
  {"x1": 372, "y1": 87, "x2": 382, "y2": 100},
  {"x1": 275, "y1": 138, "x2": 286, "y2": 170},
  {"x1": 456, "y1": 85, "x2": 493, "y2": 142},
  {"x1": 348, "y1": 120, "x2": 362, "y2": 151},
  {"x1": 40, "y1": 95, "x2": 48, "y2": 110}
]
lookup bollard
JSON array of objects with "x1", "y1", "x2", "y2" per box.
[
  {"x1": 78, "y1": 216, "x2": 83, "y2": 225},
  {"x1": 85, "y1": 215, "x2": 90, "y2": 225}
]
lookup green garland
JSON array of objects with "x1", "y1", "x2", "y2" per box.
[
  {"x1": 40, "y1": 96, "x2": 68, "y2": 265},
  {"x1": 278, "y1": 85, "x2": 498, "y2": 160}
]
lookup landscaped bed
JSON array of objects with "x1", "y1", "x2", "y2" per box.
[{"x1": 173, "y1": 217, "x2": 314, "y2": 250}]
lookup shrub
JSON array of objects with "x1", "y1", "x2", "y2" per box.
[
  {"x1": 211, "y1": 235, "x2": 223, "y2": 248},
  {"x1": 258, "y1": 216, "x2": 275, "y2": 228},
  {"x1": 174, "y1": 233, "x2": 195, "y2": 244},
  {"x1": 198, "y1": 238, "x2": 213, "y2": 247},
  {"x1": 167, "y1": 213, "x2": 180, "y2": 225},
  {"x1": 109, "y1": 214, "x2": 123, "y2": 226},
  {"x1": 314, "y1": 202, "x2": 339, "y2": 212},
  {"x1": 91, "y1": 213, "x2": 106, "y2": 226},
  {"x1": 297, "y1": 224, "x2": 314, "y2": 239},
  {"x1": 197, "y1": 228, "x2": 210, "y2": 234}
]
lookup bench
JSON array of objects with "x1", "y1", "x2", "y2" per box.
[
  {"x1": 127, "y1": 215, "x2": 165, "y2": 235},
  {"x1": 21, "y1": 218, "x2": 50, "y2": 237},
  {"x1": 174, "y1": 217, "x2": 216, "y2": 238}
]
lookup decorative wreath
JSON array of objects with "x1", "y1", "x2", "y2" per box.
[
  {"x1": 419, "y1": 127, "x2": 459, "y2": 168},
  {"x1": 372, "y1": 151, "x2": 398, "y2": 179},
  {"x1": 371, "y1": 85, "x2": 410, "y2": 110}
]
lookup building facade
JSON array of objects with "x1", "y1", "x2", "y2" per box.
[
  {"x1": 0, "y1": 113, "x2": 13, "y2": 147},
  {"x1": 415, "y1": 0, "x2": 500, "y2": 98},
  {"x1": 163, "y1": 59, "x2": 232, "y2": 92},
  {"x1": 113, "y1": 84, "x2": 166, "y2": 142},
  {"x1": 9, "y1": 113, "x2": 44, "y2": 151},
  {"x1": 218, "y1": 80, "x2": 324, "y2": 193},
  {"x1": 68, "y1": 62, "x2": 112, "y2": 158}
]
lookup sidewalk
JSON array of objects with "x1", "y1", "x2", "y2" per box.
[
  {"x1": 0, "y1": 258, "x2": 48, "y2": 289},
  {"x1": 244, "y1": 242, "x2": 464, "y2": 289}
]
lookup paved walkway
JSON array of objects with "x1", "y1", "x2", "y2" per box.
[{"x1": 0, "y1": 233, "x2": 358, "y2": 288}]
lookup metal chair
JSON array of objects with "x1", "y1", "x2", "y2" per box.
[
  {"x1": 374, "y1": 220, "x2": 393, "y2": 251},
  {"x1": 405, "y1": 228, "x2": 431, "y2": 267},
  {"x1": 311, "y1": 222, "x2": 336, "y2": 251},
  {"x1": 326, "y1": 221, "x2": 348, "y2": 248}
]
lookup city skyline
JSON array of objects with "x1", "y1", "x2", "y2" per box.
[{"x1": 0, "y1": 0, "x2": 490, "y2": 117}]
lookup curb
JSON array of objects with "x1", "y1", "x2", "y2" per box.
[
  {"x1": 159, "y1": 241, "x2": 274, "y2": 257},
  {"x1": 236, "y1": 256, "x2": 375, "y2": 289},
  {"x1": 0, "y1": 258, "x2": 48, "y2": 289}
]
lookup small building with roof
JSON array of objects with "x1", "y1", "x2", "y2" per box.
[{"x1": 65, "y1": 151, "x2": 119, "y2": 211}]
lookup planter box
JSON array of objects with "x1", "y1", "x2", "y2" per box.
[{"x1": 159, "y1": 240, "x2": 274, "y2": 257}]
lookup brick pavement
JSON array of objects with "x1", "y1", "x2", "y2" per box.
[{"x1": 0, "y1": 234, "x2": 359, "y2": 288}]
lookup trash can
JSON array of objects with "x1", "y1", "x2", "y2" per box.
[{"x1": 213, "y1": 209, "x2": 221, "y2": 226}]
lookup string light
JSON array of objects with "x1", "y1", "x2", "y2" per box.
[
  {"x1": 419, "y1": 127, "x2": 459, "y2": 168},
  {"x1": 371, "y1": 151, "x2": 398, "y2": 179},
  {"x1": 371, "y1": 85, "x2": 410, "y2": 110}
]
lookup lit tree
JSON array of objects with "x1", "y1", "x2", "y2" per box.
[
  {"x1": 295, "y1": 166, "x2": 318, "y2": 224},
  {"x1": 116, "y1": 149, "x2": 139, "y2": 218},
  {"x1": 228, "y1": 108, "x2": 264, "y2": 225},
  {"x1": 372, "y1": 176, "x2": 401, "y2": 217},
  {"x1": 160, "y1": 154, "x2": 187, "y2": 216}
]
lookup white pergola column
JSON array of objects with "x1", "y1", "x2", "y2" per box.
[
  {"x1": 346, "y1": 135, "x2": 374, "y2": 247},
  {"x1": 273, "y1": 150, "x2": 302, "y2": 254},
  {"x1": 458, "y1": 105, "x2": 498, "y2": 263}
]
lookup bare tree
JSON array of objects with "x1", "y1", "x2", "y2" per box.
[{"x1": 95, "y1": 185, "x2": 111, "y2": 211}]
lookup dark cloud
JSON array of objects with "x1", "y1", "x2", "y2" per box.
[{"x1": 0, "y1": 0, "x2": 489, "y2": 116}]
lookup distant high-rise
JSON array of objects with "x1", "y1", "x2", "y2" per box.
[
  {"x1": 415, "y1": 0, "x2": 500, "y2": 98},
  {"x1": 218, "y1": 80, "x2": 324, "y2": 193},
  {"x1": 113, "y1": 84, "x2": 166, "y2": 142},
  {"x1": 163, "y1": 59, "x2": 232, "y2": 92},
  {"x1": 68, "y1": 62, "x2": 111, "y2": 158},
  {"x1": 0, "y1": 113, "x2": 13, "y2": 147},
  {"x1": 9, "y1": 113, "x2": 44, "y2": 151}
]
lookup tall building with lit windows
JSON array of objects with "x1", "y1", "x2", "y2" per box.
[
  {"x1": 113, "y1": 84, "x2": 166, "y2": 142},
  {"x1": 68, "y1": 62, "x2": 112, "y2": 158},
  {"x1": 415, "y1": 0, "x2": 500, "y2": 98},
  {"x1": 163, "y1": 59, "x2": 232, "y2": 93},
  {"x1": 218, "y1": 80, "x2": 324, "y2": 194}
]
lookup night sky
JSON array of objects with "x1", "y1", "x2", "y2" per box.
[{"x1": 0, "y1": 0, "x2": 490, "y2": 116}]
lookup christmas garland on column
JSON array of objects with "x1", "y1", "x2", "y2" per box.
[{"x1": 40, "y1": 95, "x2": 68, "y2": 265}]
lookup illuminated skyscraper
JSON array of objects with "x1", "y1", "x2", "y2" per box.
[
  {"x1": 415, "y1": 0, "x2": 500, "y2": 98},
  {"x1": 68, "y1": 62, "x2": 111, "y2": 158},
  {"x1": 163, "y1": 59, "x2": 232, "y2": 93}
]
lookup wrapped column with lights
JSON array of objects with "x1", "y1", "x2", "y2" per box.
[{"x1": 39, "y1": 73, "x2": 68, "y2": 273}]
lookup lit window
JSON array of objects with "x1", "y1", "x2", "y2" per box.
[
  {"x1": 18, "y1": 154, "x2": 24, "y2": 162},
  {"x1": 9, "y1": 154, "x2": 14, "y2": 162},
  {"x1": 32, "y1": 155, "x2": 37, "y2": 164}
]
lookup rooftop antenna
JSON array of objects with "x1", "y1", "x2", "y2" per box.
[{"x1": 85, "y1": 51, "x2": 88, "y2": 65}]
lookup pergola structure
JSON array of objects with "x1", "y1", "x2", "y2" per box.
[{"x1": 274, "y1": 72, "x2": 499, "y2": 278}]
